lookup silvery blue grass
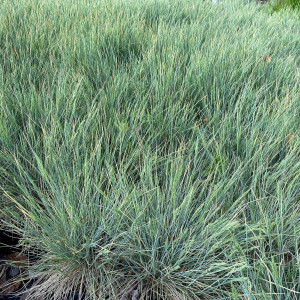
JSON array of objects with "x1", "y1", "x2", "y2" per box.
[{"x1": 0, "y1": 0, "x2": 299, "y2": 299}]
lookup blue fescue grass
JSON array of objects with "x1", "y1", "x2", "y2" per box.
[{"x1": 0, "y1": 0, "x2": 299, "y2": 299}]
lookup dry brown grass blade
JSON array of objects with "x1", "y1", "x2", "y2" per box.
[
  {"x1": 264, "y1": 55, "x2": 271, "y2": 66},
  {"x1": 0, "y1": 252, "x2": 28, "y2": 298}
]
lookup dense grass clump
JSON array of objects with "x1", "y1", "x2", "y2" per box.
[{"x1": 0, "y1": 0, "x2": 299, "y2": 299}]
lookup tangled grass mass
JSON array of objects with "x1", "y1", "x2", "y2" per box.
[{"x1": 0, "y1": 0, "x2": 299, "y2": 299}]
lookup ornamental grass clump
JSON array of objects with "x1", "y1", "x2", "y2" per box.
[{"x1": 0, "y1": 0, "x2": 299, "y2": 299}]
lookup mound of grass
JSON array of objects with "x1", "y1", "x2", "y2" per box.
[{"x1": 0, "y1": 0, "x2": 299, "y2": 299}]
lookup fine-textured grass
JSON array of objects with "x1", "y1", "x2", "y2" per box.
[
  {"x1": 272, "y1": 0, "x2": 300, "y2": 13},
  {"x1": 0, "y1": 0, "x2": 299, "y2": 299}
]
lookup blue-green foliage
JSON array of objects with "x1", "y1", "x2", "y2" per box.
[{"x1": 0, "y1": 0, "x2": 299, "y2": 299}]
